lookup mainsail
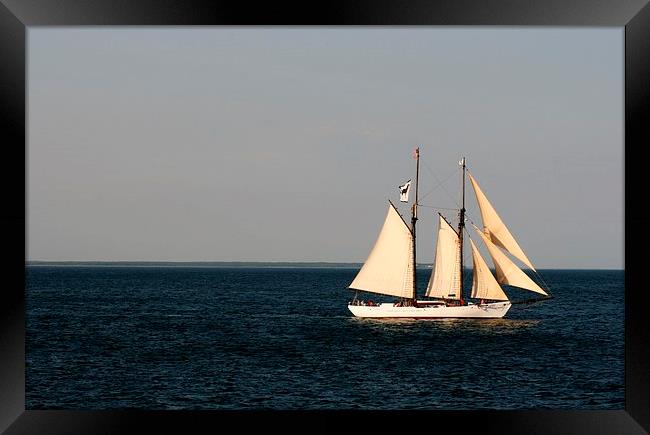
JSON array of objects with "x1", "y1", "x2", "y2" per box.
[
  {"x1": 467, "y1": 172, "x2": 536, "y2": 271},
  {"x1": 473, "y1": 225, "x2": 548, "y2": 296},
  {"x1": 349, "y1": 202, "x2": 414, "y2": 298},
  {"x1": 426, "y1": 215, "x2": 461, "y2": 300},
  {"x1": 469, "y1": 238, "x2": 509, "y2": 301}
]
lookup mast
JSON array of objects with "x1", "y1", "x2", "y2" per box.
[
  {"x1": 411, "y1": 147, "x2": 420, "y2": 304},
  {"x1": 458, "y1": 157, "x2": 466, "y2": 304}
]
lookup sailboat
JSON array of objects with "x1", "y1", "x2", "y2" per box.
[{"x1": 347, "y1": 148, "x2": 551, "y2": 319}]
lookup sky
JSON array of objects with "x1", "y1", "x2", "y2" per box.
[{"x1": 27, "y1": 27, "x2": 623, "y2": 268}]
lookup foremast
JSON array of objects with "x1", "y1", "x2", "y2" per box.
[{"x1": 410, "y1": 147, "x2": 420, "y2": 305}]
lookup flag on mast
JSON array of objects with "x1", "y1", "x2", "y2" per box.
[{"x1": 399, "y1": 179, "x2": 412, "y2": 202}]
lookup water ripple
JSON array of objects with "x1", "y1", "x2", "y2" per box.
[{"x1": 26, "y1": 267, "x2": 624, "y2": 410}]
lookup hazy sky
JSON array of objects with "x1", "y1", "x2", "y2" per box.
[{"x1": 28, "y1": 27, "x2": 623, "y2": 268}]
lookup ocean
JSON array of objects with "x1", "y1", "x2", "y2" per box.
[{"x1": 25, "y1": 266, "x2": 624, "y2": 410}]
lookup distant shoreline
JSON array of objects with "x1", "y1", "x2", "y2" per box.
[
  {"x1": 25, "y1": 261, "x2": 622, "y2": 271},
  {"x1": 26, "y1": 261, "x2": 364, "y2": 268}
]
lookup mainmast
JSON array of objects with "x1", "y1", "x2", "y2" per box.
[
  {"x1": 458, "y1": 157, "x2": 466, "y2": 304},
  {"x1": 411, "y1": 147, "x2": 420, "y2": 304}
]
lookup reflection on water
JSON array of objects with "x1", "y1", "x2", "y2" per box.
[
  {"x1": 447, "y1": 318, "x2": 541, "y2": 336},
  {"x1": 349, "y1": 316, "x2": 540, "y2": 335}
]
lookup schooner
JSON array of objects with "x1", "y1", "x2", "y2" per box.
[{"x1": 348, "y1": 148, "x2": 551, "y2": 319}]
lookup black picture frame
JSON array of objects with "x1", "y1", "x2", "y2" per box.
[{"x1": 2, "y1": 1, "x2": 648, "y2": 433}]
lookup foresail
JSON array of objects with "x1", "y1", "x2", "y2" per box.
[
  {"x1": 469, "y1": 238, "x2": 509, "y2": 301},
  {"x1": 473, "y1": 225, "x2": 548, "y2": 296},
  {"x1": 349, "y1": 202, "x2": 414, "y2": 298},
  {"x1": 426, "y1": 215, "x2": 461, "y2": 300},
  {"x1": 467, "y1": 172, "x2": 536, "y2": 271}
]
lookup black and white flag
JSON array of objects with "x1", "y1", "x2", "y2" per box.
[{"x1": 399, "y1": 180, "x2": 411, "y2": 202}]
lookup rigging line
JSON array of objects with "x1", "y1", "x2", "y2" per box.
[
  {"x1": 460, "y1": 203, "x2": 488, "y2": 237},
  {"x1": 531, "y1": 269, "x2": 554, "y2": 297},
  {"x1": 465, "y1": 214, "x2": 483, "y2": 230},
  {"x1": 423, "y1": 163, "x2": 460, "y2": 208},
  {"x1": 418, "y1": 178, "x2": 457, "y2": 204},
  {"x1": 419, "y1": 163, "x2": 463, "y2": 205},
  {"x1": 462, "y1": 167, "x2": 492, "y2": 228},
  {"x1": 417, "y1": 204, "x2": 459, "y2": 211}
]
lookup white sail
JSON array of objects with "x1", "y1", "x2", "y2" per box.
[
  {"x1": 473, "y1": 225, "x2": 548, "y2": 296},
  {"x1": 349, "y1": 202, "x2": 414, "y2": 298},
  {"x1": 467, "y1": 172, "x2": 536, "y2": 271},
  {"x1": 469, "y1": 238, "x2": 509, "y2": 301},
  {"x1": 426, "y1": 215, "x2": 461, "y2": 300}
]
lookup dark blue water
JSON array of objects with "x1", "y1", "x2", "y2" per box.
[{"x1": 26, "y1": 266, "x2": 624, "y2": 410}]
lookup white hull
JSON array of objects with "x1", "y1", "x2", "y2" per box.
[{"x1": 348, "y1": 301, "x2": 511, "y2": 319}]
